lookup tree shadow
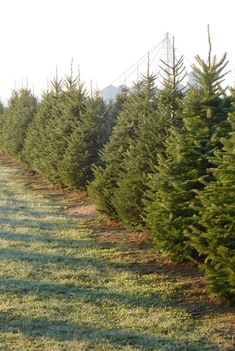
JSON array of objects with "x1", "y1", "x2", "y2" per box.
[
  {"x1": 0, "y1": 190, "x2": 63, "y2": 209},
  {"x1": 88, "y1": 227, "x2": 235, "y2": 319},
  {"x1": 109, "y1": 253, "x2": 235, "y2": 319},
  {"x1": 0, "y1": 204, "x2": 61, "y2": 219},
  {"x1": 0, "y1": 313, "x2": 219, "y2": 350},
  {"x1": 0, "y1": 216, "x2": 73, "y2": 231},
  {"x1": 0, "y1": 247, "x2": 108, "y2": 270},
  {"x1": 0, "y1": 278, "x2": 165, "y2": 308},
  {"x1": 0, "y1": 230, "x2": 95, "y2": 249}
]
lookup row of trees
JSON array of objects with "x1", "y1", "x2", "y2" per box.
[
  {"x1": 89, "y1": 35, "x2": 235, "y2": 302},
  {"x1": 0, "y1": 72, "x2": 122, "y2": 189},
  {"x1": 0, "y1": 33, "x2": 234, "y2": 302}
]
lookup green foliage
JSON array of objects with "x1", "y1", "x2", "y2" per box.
[
  {"x1": 146, "y1": 113, "x2": 213, "y2": 261},
  {"x1": 59, "y1": 91, "x2": 110, "y2": 189},
  {"x1": 107, "y1": 85, "x2": 130, "y2": 129},
  {"x1": 23, "y1": 74, "x2": 87, "y2": 184},
  {"x1": 111, "y1": 74, "x2": 159, "y2": 228},
  {"x1": 111, "y1": 49, "x2": 186, "y2": 229},
  {"x1": 1, "y1": 89, "x2": 38, "y2": 159},
  {"x1": 23, "y1": 72, "x2": 112, "y2": 189},
  {"x1": 190, "y1": 96, "x2": 235, "y2": 302},
  {"x1": 145, "y1": 40, "x2": 232, "y2": 261},
  {"x1": 41, "y1": 75, "x2": 87, "y2": 185},
  {"x1": 89, "y1": 79, "x2": 155, "y2": 219},
  {"x1": 22, "y1": 84, "x2": 62, "y2": 172}
]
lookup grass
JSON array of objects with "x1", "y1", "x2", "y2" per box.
[{"x1": 0, "y1": 161, "x2": 234, "y2": 350}]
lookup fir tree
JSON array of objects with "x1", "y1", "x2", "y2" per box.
[
  {"x1": 41, "y1": 72, "x2": 87, "y2": 185},
  {"x1": 1, "y1": 89, "x2": 38, "y2": 159},
  {"x1": 23, "y1": 77, "x2": 63, "y2": 174},
  {"x1": 111, "y1": 72, "x2": 159, "y2": 228},
  {"x1": 145, "y1": 29, "x2": 232, "y2": 261},
  {"x1": 157, "y1": 38, "x2": 186, "y2": 127},
  {"x1": 59, "y1": 91, "x2": 110, "y2": 189},
  {"x1": 112, "y1": 43, "x2": 186, "y2": 229},
  {"x1": 109, "y1": 85, "x2": 129, "y2": 123},
  {"x1": 24, "y1": 69, "x2": 88, "y2": 184},
  {"x1": 190, "y1": 92, "x2": 235, "y2": 302},
  {"x1": 102, "y1": 85, "x2": 130, "y2": 140},
  {"x1": 88, "y1": 80, "x2": 146, "y2": 218}
]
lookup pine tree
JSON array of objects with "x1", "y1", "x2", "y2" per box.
[
  {"x1": 23, "y1": 77, "x2": 63, "y2": 174},
  {"x1": 88, "y1": 80, "x2": 146, "y2": 218},
  {"x1": 41, "y1": 72, "x2": 87, "y2": 185},
  {"x1": 157, "y1": 38, "x2": 186, "y2": 127},
  {"x1": 111, "y1": 73, "x2": 159, "y2": 228},
  {"x1": 24, "y1": 70, "x2": 88, "y2": 184},
  {"x1": 1, "y1": 89, "x2": 38, "y2": 159},
  {"x1": 102, "y1": 85, "x2": 130, "y2": 140},
  {"x1": 109, "y1": 85, "x2": 129, "y2": 123},
  {"x1": 145, "y1": 29, "x2": 232, "y2": 261},
  {"x1": 190, "y1": 92, "x2": 235, "y2": 302},
  {"x1": 59, "y1": 91, "x2": 110, "y2": 189},
  {"x1": 112, "y1": 44, "x2": 186, "y2": 229}
]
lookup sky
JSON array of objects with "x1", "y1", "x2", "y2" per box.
[{"x1": 0, "y1": 0, "x2": 234, "y2": 102}]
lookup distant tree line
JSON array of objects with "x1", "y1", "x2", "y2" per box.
[{"x1": 0, "y1": 33, "x2": 234, "y2": 303}]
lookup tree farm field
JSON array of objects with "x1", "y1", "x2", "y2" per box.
[{"x1": 0, "y1": 158, "x2": 234, "y2": 351}]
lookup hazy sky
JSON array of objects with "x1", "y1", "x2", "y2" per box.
[{"x1": 0, "y1": 0, "x2": 234, "y2": 102}]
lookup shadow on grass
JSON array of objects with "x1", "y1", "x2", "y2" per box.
[
  {"x1": 0, "y1": 204, "x2": 62, "y2": 219},
  {"x1": 0, "y1": 278, "x2": 164, "y2": 308},
  {"x1": 0, "y1": 216, "x2": 73, "y2": 231},
  {"x1": 0, "y1": 247, "x2": 109, "y2": 270},
  {"x1": 88, "y1": 229, "x2": 235, "y2": 319},
  {"x1": 0, "y1": 313, "x2": 218, "y2": 351},
  {"x1": 0, "y1": 189, "x2": 64, "y2": 208},
  {"x1": 0, "y1": 230, "x2": 94, "y2": 249}
]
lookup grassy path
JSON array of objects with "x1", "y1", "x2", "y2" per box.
[{"x1": 0, "y1": 162, "x2": 233, "y2": 350}]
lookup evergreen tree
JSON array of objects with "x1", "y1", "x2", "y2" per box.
[
  {"x1": 112, "y1": 45, "x2": 186, "y2": 229},
  {"x1": 89, "y1": 80, "x2": 147, "y2": 218},
  {"x1": 1, "y1": 89, "x2": 38, "y2": 159},
  {"x1": 24, "y1": 70, "x2": 88, "y2": 184},
  {"x1": 190, "y1": 92, "x2": 235, "y2": 302},
  {"x1": 59, "y1": 91, "x2": 110, "y2": 189},
  {"x1": 111, "y1": 73, "x2": 159, "y2": 228},
  {"x1": 108, "y1": 85, "x2": 130, "y2": 126},
  {"x1": 41, "y1": 73, "x2": 87, "y2": 184},
  {"x1": 145, "y1": 30, "x2": 232, "y2": 261},
  {"x1": 157, "y1": 40, "x2": 186, "y2": 127},
  {"x1": 23, "y1": 77, "x2": 63, "y2": 174}
]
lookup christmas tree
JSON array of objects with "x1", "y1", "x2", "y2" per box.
[
  {"x1": 89, "y1": 80, "x2": 146, "y2": 218},
  {"x1": 1, "y1": 89, "x2": 38, "y2": 159},
  {"x1": 23, "y1": 77, "x2": 64, "y2": 175},
  {"x1": 190, "y1": 91, "x2": 235, "y2": 302},
  {"x1": 145, "y1": 28, "x2": 232, "y2": 261},
  {"x1": 59, "y1": 91, "x2": 110, "y2": 189},
  {"x1": 112, "y1": 44, "x2": 186, "y2": 229}
]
